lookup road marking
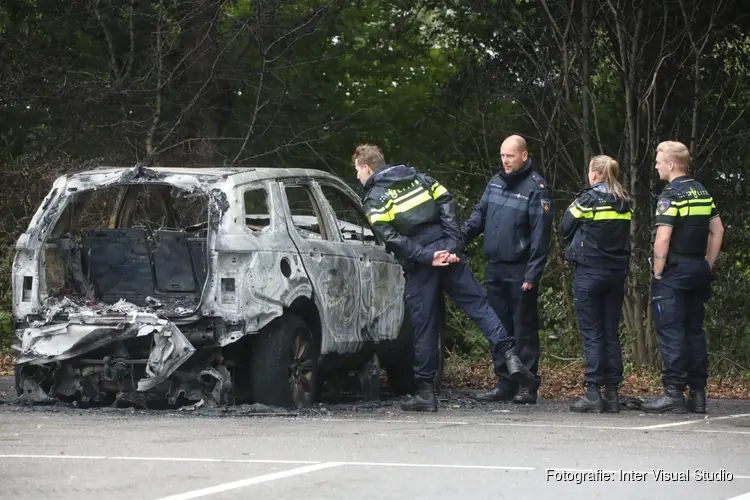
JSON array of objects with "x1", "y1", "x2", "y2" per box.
[
  {"x1": 636, "y1": 412, "x2": 750, "y2": 430},
  {"x1": 153, "y1": 462, "x2": 342, "y2": 500},
  {"x1": 342, "y1": 461, "x2": 534, "y2": 471},
  {"x1": 724, "y1": 493, "x2": 750, "y2": 500},
  {"x1": 2, "y1": 453, "x2": 750, "y2": 480}
]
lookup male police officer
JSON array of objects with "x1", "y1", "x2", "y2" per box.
[
  {"x1": 353, "y1": 143, "x2": 534, "y2": 412},
  {"x1": 463, "y1": 135, "x2": 553, "y2": 404},
  {"x1": 644, "y1": 140, "x2": 724, "y2": 414}
]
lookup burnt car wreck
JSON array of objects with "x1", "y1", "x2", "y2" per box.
[{"x1": 11, "y1": 164, "x2": 412, "y2": 409}]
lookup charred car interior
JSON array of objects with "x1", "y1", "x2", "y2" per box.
[{"x1": 11, "y1": 165, "x2": 411, "y2": 409}]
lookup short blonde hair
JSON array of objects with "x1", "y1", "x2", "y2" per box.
[
  {"x1": 352, "y1": 144, "x2": 385, "y2": 170},
  {"x1": 657, "y1": 141, "x2": 691, "y2": 166}
]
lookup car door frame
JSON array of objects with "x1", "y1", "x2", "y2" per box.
[
  {"x1": 311, "y1": 179, "x2": 405, "y2": 344},
  {"x1": 276, "y1": 177, "x2": 362, "y2": 355}
]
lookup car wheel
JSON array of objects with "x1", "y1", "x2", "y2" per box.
[{"x1": 249, "y1": 314, "x2": 320, "y2": 408}]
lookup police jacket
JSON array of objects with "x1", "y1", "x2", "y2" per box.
[
  {"x1": 561, "y1": 183, "x2": 633, "y2": 270},
  {"x1": 362, "y1": 164, "x2": 463, "y2": 266},
  {"x1": 461, "y1": 159, "x2": 553, "y2": 285},
  {"x1": 654, "y1": 176, "x2": 719, "y2": 265}
]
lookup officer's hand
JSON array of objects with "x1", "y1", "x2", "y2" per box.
[
  {"x1": 446, "y1": 253, "x2": 460, "y2": 264},
  {"x1": 432, "y1": 250, "x2": 451, "y2": 267},
  {"x1": 521, "y1": 282, "x2": 534, "y2": 291}
]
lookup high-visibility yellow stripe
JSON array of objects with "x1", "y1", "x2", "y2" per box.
[
  {"x1": 391, "y1": 185, "x2": 424, "y2": 204},
  {"x1": 678, "y1": 205, "x2": 713, "y2": 216},
  {"x1": 368, "y1": 211, "x2": 393, "y2": 224},
  {"x1": 569, "y1": 205, "x2": 587, "y2": 219},
  {"x1": 367, "y1": 189, "x2": 433, "y2": 224},
  {"x1": 657, "y1": 197, "x2": 715, "y2": 217},
  {"x1": 570, "y1": 204, "x2": 632, "y2": 221},
  {"x1": 593, "y1": 211, "x2": 632, "y2": 221},
  {"x1": 430, "y1": 182, "x2": 447, "y2": 199},
  {"x1": 392, "y1": 190, "x2": 432, "y2": 214},
  {"x1": 671, "y1": 197, "x2": 713, "y2": 207}
]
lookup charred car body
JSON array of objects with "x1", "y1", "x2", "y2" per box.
[{"x1": 11, "y1": 164, "x2": 414, "y2": 408}]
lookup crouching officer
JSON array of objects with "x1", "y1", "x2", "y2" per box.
[
  {"x1": 561, "y1": 155, "x2": 632, "y2": 413},
  {"x1": 643, "y1": 141, "x2": 724, "y2": 414},
  {"x1": 352, "y1": 143, "x2": 534, "y2": 412}
]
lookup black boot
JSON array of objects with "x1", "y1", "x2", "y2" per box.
[
  {"x1": 503, "y1": 348, "x2": 535, "y2": 386},
  {"x1": 475, "y1": 382, "x2": 516, "y2": 402},
  {"x1": 513, "y1": 385, "x2": 538, "y2": 404},
  {"x1": 687, "y1": 388, "x2": 706, "y2": 414},
  {"x1": 602, "y1": 385, "x2": 620, "y2": 413},
  {"x1": 640, "y1": 386, "x2": 687, "y2": 414},
  {"x1": 400, "y1": 381, "x2": 438, "y2": 412},
  {"x1": 570, "y1": 385, "x2": 604, "y2": 413}
]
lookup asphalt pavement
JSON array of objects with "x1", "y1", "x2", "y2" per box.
[{"x1": 1, "y1": 376, "x2": 749, "y2": 500}]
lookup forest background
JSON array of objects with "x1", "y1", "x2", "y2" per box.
[{"x1": 2, "y1": 0, "x2": 749, "y2": 398}]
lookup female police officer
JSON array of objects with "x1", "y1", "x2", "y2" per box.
[{"x1": 561, "y1": 155, "x2": 633, "y2": 413}]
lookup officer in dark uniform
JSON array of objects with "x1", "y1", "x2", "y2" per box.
[
  {"x1": 352, "y1": 143, "x2": 534, "y2": 412},
  {"x1": 463, "y1": 135, "x2": 553, "y2": 404},
  {"x1": 643, "y1": 141, "x2": 724, "y2": 414},
  {"x1": 561, "y1": 155, "x2": 632, "y2": 413}
]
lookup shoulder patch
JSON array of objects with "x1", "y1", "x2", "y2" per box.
[
  {"x1": 657, "y1": 198, "x2": 671, "y2": 214},
  {"x1": 541, "y1": 198, "x2": 551, "y2": 213}
]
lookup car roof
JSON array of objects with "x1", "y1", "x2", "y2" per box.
[{"x1": 74, "y1": 165, "x2": 351, "y2": 186}]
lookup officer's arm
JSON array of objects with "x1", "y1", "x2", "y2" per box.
[
  {"x1": 525, "y1": 187, "x2": 554, "y2": 285},
  {"x1": 561, "y1": 194, "x2": 588, "y2": 242},
  {"x1": 653, "y1": 196, "x2": 677, "y2": 277},
  {"x1": 364, "y1": 197, "x2": 434, "y2": 265},
  {"x1": 422, "y1": 174, "x2": 463, "y2": 252},
  {"x1": 706, "y1": 200, "x2": 724, "y2": 269},
  {"x1": 461, "y1": 182, "x2": 490, "y2": 245}
]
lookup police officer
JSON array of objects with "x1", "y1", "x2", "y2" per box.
[
  {"x1": 464, "y1": 135, "x2": 553, "y2": 404},
  {"x1": 561, "y1": 155, "x2": 632, "y2": 413},
  {"x1": 642, "y1": 141, "x2": 724, "y2": 414},
  {"x1": 353, "y1": 143, "x2": 534, "y2": 412}
]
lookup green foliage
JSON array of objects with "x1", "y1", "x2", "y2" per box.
[
  {"x1": 0, "y1": 0, "x2": 749, "y2": 381},
  {"x1": 0, "y1": 309, "x2": 11, "y2": 352}
]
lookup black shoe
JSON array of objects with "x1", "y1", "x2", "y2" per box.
[
  {"x1": 640, "y1": 386, "x2": 687, "y2": 414},
  {"x1": 687, "y1": 388, "x2": 706, "y2": 414},
  {"x1": 513, "y1": 385, "x2": 538, "y2": 404},
  {"x1": 503, "y1": 348, "x2": 535, "y2": 386},
  {"x1": 475, "y1": 384, "x2": 516, "y2": 403},
  {"x1": 570, "y1": 385, "x2": 604, "y2": 413},
  {"x1": 400, "y1": 381, "x2": 438, "y2": 412},
  {"x1": 602, "y1": 386, "x2": 620, "y2": 413}
]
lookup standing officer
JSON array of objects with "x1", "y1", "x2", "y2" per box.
[
  {"x1": 561, "y1": 155, "x2": 632, "y2": 413},
  {"x1": 353, "y1": 143, "x2": 534, "y2": 412},
  {"x1": 643, "y1": 141, "x2": 724, "y2": 414},
  {"x1": 464, "y1": 135, "x2": 553, "y2": 404}
]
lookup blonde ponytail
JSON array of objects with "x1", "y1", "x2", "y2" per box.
[{"x1": 589, "y1": 155, "x2": 628, "y2": 201}]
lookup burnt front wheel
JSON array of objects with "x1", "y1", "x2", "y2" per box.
[{"x1": 249, "y1": 314, "x2": 320, "y2": 408}]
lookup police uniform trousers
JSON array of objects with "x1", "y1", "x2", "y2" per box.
[
  {"x1": 573, "y1": 265, "x2": 627, "y2": 387},
  {"x1": 404, "y1": 238, "x2": 513, "y2": 383},
  {"x1": 651, "y1": 259, "x2": 713, "y2": 391},
  {"x1": 486, "y1": 261, "x2": 541, "y2": 389}
]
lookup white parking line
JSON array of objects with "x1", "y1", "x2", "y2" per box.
[
  {"x1": 154, "y1": 462, "x2": 342, "y2": 500},
  {"x1": 312, "y1": 416, "x2": 750, "y2": 434},
  {"x1": 636, "y1": 412, "x2": 750, "y2": 430},
  {"x1": 3, "y1": 453, "x2": 750, "y2": 480},
  {"x1": 725, "y1": 493, "x2": 750, "y2": 500}
]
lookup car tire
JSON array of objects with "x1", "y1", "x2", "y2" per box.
[{"x1": 249, "y1": 314, "x2": 320, "y2": 408}]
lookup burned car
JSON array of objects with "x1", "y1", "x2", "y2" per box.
[{"x1": 10, "y1": 164, "x2": 416, "y2": 408}]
